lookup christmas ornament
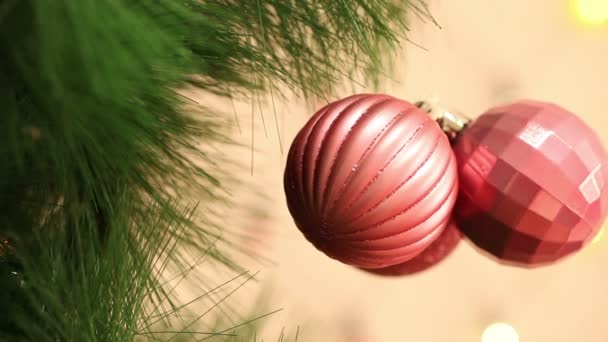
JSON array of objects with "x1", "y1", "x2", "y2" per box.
[
  {"x1": 451, "y1": 100, "x2": 608, "y2": 266},
  {"x1": 364, "y1": 221, "x2": 461, "y2": 276},
  {"x1": 284, "y1": 94, "x2": 458, "y2": 269}
]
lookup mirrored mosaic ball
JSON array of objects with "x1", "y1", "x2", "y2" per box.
[{"x1": 453, "y1": 100, "x2": 608, "y2": 266}]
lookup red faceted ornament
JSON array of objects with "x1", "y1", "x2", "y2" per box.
[
  {"x1": 284, "y1": 94, "x2": 458, "y2": 269},
  {"x1": 453, "y1": 100, "x2": 608, "y2": 266},
  {"x1": 364, "y1": 221, "x2": 462, "y2": 276}
]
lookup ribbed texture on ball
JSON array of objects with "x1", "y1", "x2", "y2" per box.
[
  {"x1": 364, "y1": 221, "x2": 462, "y2": 276},
  {"x1": 284, "y1": 94, "x2": 458, "y2": 269}
]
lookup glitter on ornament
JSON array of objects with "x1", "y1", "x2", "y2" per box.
[{"x1": 284, "y1": 94, "x2": 458, "y2": 269}]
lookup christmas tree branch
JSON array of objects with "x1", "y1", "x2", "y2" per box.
[{"x1": 0, "y1": 0, "x2": 428, "y2": 340}]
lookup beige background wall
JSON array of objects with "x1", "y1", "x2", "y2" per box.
[{"x1": 213, "y1": 1, "x2": 608, "y2": 341}]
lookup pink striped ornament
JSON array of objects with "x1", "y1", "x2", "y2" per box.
[
  {"x1": 284, "y1": 94, "x2": 458, "y2": 269},
  {"x1": 364, "y1": 221, "x2": 462, "y2": 276}
]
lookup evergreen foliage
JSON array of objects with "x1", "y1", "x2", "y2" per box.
[{"x1": 0, "y1": 1, "x2": 428, "y2": 340}]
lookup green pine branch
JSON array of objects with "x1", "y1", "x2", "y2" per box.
[{"x1": 0, "y1": 0, "x2": 429, "y2": 340}]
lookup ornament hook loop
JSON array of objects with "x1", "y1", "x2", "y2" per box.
[{"x1": 415, "y1": 100, "x2": 471, "y2": 140}]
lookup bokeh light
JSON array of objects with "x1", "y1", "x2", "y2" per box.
[
  {"x1": 574, "y1": 0, "x2": 608, "y2": 24},
  {"x1": 592, "y1": 227, "x2": 605, "y2": 244},
  {"x1": 482, "y1": 323, "x2": 520, "y2": 342}
]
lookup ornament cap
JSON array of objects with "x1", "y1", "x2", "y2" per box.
[{"x1": 415, "y1": 100, "x2": 471, "y2": 140}]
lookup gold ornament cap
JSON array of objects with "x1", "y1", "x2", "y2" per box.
[{"x1": 415, "y1": 100, "x2": 471, "y2": 140}]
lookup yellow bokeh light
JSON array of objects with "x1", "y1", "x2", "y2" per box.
[
  {"x1": 574, "y1": 0, "x2": 608, "y2": 24},
  {"x1": 482, "y1": 323, "x2": 519, "y2": 342},
  {"x1": 592, "y1": 227, "x2": 605, "y2": 244}
]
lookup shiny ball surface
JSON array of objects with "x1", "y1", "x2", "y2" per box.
[
  {"x1": 453, "y1": 100, "x2": 608, "y2": 266},
  {"x1": 284, "y1": 94, "x2": 458, "y2": 269}
]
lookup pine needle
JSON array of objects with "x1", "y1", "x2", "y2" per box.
[{"x1": 0, "y1": 0, "x2": 428, "y2": 340}]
